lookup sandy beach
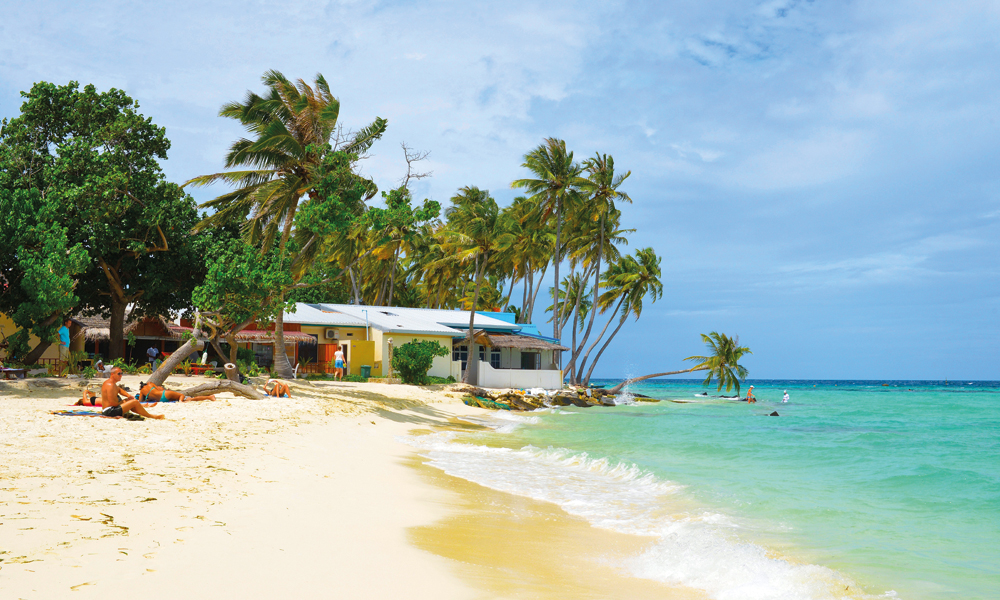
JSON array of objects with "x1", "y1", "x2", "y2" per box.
[{"x1": 0, "y1": 375, "x2": 696, "y2": 599}]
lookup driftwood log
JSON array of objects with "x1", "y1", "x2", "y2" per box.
[{"x1": 179, "y1": 380, "x2": 263, "y2": 400}]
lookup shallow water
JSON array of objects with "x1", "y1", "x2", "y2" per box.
[{"x1": 406, "y1": 380, "x2": 1000, "y2": 600}]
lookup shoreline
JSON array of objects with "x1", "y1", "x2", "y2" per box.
[{"x1": 0, "y1": 375, "x2": 684, "y2": 599}]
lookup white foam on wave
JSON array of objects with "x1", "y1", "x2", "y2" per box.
[{"x1": 403, "y1": 431, "x2": 890, "y2": 600}]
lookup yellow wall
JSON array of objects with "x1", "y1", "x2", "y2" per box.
[
  {"x1": 0, "y1": 312, "x2": 69, "y2": 362},
  {"x1": 344, "y1": 340, "x2": 375, "y2": 375}
]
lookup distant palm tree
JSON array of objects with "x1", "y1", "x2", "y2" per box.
[
  {"x1": 606, "y1": 332, "x2": 752, "y2": 395},
  {"x1": 186, "y1": 70, "x2": 386, "y2": 378},
  {"x1": 511, "y1": 138, "x2": 588, "y2": 345},
  {"x1": 580, "y1": 247, "x2": 663, "y2": 386}
]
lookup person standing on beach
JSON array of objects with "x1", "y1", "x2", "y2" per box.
[
  {"x1": 783, "y1": 390, "x2": 789, "y2": 403},
  {"x1": 146, "y1": 345, "x2": 159, "y2": 366},
  {"x1": 100, "y1": 368, "x2": 164, "y2": 419},
  {"x1": 334, "y1": 347, "x2": 346, "y2": 381},
  {"x1": 58, "y1": 320, "x2": 71, "y2": 367},
  {"x1": 746, "y1": 385, "x2": 756, "y2": 403}
]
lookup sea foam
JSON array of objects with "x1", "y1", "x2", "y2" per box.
[{"x1": 403, "y1": 429, "x2": 890, "y2": 600}]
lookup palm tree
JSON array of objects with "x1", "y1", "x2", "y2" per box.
[
  {"x1": 564, "y1": 153, "x2": 631, "y2": 381},
  {"x1": 606, "y1": 332, "x2": 752, "y2": 395},
  {"x1": 580, "y1": 247, "x2": 663, "y2": 386},
  {"x1": 185, "y1": 70, "x2": 385, "y2": 378},
  {"x1": 443, "y1": 186, "x2": 505, "y2": 384},
  {"x1": 511, "y1": 138, "x2": 588, "y2": 346}
]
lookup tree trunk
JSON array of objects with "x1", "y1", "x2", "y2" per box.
[
  {"x1": 349, "y1": 267, "x2": 362, "y2": 304},
  {"x1": 108, "y1": 297, "x2": 127, "y2": 360},
  {"x1": 564, "y1": 216, "x2": 604, "y2": 381},
  {"x1": 271, "y1": 293, "x2": 295, "y2": 379},
  {"x1": 180, "y1": 380, "x2": 263, "y2": 400},
  {"x1": 552, "y1": 196, "x2": 562, "y2": 342},
  {"x1": 22, "y1": 313, "x2": 62, "y2": 365},
  {"x1": 607, "y1": 366, "x2": 705, "y2": 395},
  {"x1": 223, "y1": 330, "x2": 240, "y2": 364},
  {"x1": 582, "y1": 314, "x2": 630, "y2": 386},
  {"x1": 463, "y1": 259, "x2": 487, "y2": 385},
  {"x1": 517, "y1": 272, "x2": 531, "y2": 324},
  {"x1": 210, "y1": 337, "x2": 227, "y2": 365},
  {"x1": 148, "y1": 336, "x2": 205, "y2": 386},
  {"x1": 576, "y1": 295, "x2": 625, "y2": 385}
]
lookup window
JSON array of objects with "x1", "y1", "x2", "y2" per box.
[
  {"x1": 454, "y1": 344, "x2": 468, "y2": 370},
  {"x1": 490, "y1": 348, "x2": 501, "y2": 369},
  {"x1": 520, "y1": 352, "x2": 539, "y2": 370}
]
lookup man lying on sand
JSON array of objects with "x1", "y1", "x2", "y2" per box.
[
  {"x1": 137, "y1": 381, "x2": 216, "y2": 403},
  {"x1": 263, "y1": 379, "x2": 292, "y2": 398},
  {"x1": 99, "y1": 368, "x2": 164, "y2": 419}
]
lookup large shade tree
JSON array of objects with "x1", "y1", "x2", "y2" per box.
[
  {"x1": 187, "y1": 71, "x2": 386, "y2": 378},
  {"x1": 0, "y1": 81, "x2": 207, "y2": 361}
]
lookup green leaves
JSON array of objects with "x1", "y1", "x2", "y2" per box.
[
  {"x1": 0, "y1": 80, "x2": 207, "y2": 358},
  {"x1": 390, "y1": 340, "x2": 449, "y2": 385}
]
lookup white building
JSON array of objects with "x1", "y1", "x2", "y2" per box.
[{"x1": 282, "y1": 303, "x2": 567, "y2": 389}]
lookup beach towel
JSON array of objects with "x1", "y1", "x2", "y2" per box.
[
  {"x1": 51, "y1": 410, "x2": 144, "y2": 420},
  {"x1": 52, "y1": 409, "x2": 103, "y2": 417}
]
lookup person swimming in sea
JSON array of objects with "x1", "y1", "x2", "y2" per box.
[{"x1": 782, "y1": 390, "x2": 789, "y2": 403}]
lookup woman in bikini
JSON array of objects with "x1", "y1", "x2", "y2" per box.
[
  {"x1": 136, "y1": 381, "x2": 216, "y2": 404},
  {"x1": 263, "y1": 379, "x2": 292, "y2": 398}
]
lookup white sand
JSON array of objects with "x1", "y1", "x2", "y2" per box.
[{"x1": 0, "y1": 375, "x2": 483, "y2": 599}]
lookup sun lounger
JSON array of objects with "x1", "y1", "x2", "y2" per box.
[{"x1": 2, "y1": 368, "x2": 27, "y2": 380}]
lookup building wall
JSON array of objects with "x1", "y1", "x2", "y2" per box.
[
  {"x1": 477, "y1": 362, "x2": 564, "y2": 389},
  {"x1": 0, "y1": 313, "x2": 72, "y2": 362},
  {"x1": 369, "y1": 329, "x2": 454, "y2": 378}
]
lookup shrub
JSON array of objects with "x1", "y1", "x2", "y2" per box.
[
  {"x1": 81, "y1": 366, "x2": 98, "y2": 379},
  {"x1": 390, "y1": 340, "x2": 449, "y2": 385},
  {"x1": 343, "y1": 374, "x2": 368, "y2": 383},
  {"x1": 426, "y1": 375, "x2": 456, "y2": 385}
]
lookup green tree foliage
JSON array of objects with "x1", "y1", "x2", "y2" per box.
[
  {"x1": 188, "y1": 71, "x2": 387, "y2": 378},
  {"x1": 0, "y1": 81, "x2": 207, "y2": 360},
  {"x1": 390, "y1": 340, "x2": 449, "y2": 385},
  {"x1": 193, "y1": 235, "x2": 293, "y2": 364}
]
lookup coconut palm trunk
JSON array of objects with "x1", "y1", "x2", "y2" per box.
[
  {"x1": 606, "y1": 367, "x2": 703, "y2": 395},
  {"x1": 464, "y1": 260, "x2": 487, "y2": 385}
]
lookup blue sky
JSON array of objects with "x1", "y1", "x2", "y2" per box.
[{"x1": 2, "y1": 1, "x2": 998, "y2": 379}]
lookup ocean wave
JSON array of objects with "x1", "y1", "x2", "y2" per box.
[{"x1": 403, "y1": 432, "x2": 891, "y2": 600}]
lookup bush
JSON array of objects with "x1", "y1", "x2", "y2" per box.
[
  {"x1": 426, "y1": 375, "x2": 456, "y2": 385},
  {"x1": 81, "y1": 366, "x2": 98, "y2": 379},
  {"x1": 343, "y1": 374, "x2": 368, "y2": 383},
  {"x1": 390, "y1": 340, "x2": 449, "y2": 385}
]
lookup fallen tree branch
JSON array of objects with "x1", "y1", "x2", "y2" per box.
[{"x1": 178, "y1": 380, "x2": 263, "y2": 400}]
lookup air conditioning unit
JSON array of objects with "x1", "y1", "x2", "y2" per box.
[{"x1": 324, "y1": 329, "x2": 339, "y2": 340}]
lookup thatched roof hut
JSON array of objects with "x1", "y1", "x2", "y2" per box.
[
  {"x1": 72, "y1": 314, "x2": 316, "y2": 344},
  {"x1": 463, "y1": 330, "x2": 568, "y2": 351}
]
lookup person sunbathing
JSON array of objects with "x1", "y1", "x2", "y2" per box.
[
  {"x1": 76, "y1": 388, "x2": 104, "y2": 406},
  {"x1": 263, "y1": 379, "x2": 292, "y2": 398},
  {"x1": 99, "y1": 368, "x2": 164, "y2": 419},
  {"x1": 136, "y1": 381, "x2": 216, "y2": 403}
]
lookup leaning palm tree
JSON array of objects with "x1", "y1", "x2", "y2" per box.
[
  {"x1": 185, "y1": 70, "x2": 386, "y2": 378},
  {"x1": 580, "y1": 247, "x2": 663, "y2": 386},
  {"x1": 606, "y1": 332, "x2": 752, "y2": 395},
  {"x1": 511, "y1": 138, "x2": 588, "y2": 346}
]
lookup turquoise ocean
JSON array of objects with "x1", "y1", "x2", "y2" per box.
[{"x1": 405, "y1": 380, "x2": 1000, "y2": 600}]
